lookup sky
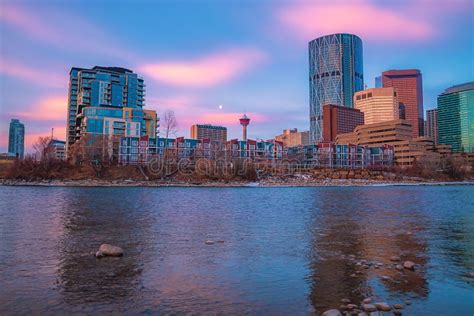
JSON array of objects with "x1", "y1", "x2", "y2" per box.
[{"x1": 0, "y1": 0, "x2": 473, "y2": 153}]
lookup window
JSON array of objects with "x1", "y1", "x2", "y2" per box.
[{"x1": 367, "y1": 93, "x2": 372, "y2": 98}]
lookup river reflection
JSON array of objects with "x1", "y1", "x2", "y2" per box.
[
  {"x1": 306, "y1": 188, "x2": 431, "y2": 312},
  {"x1": 0, "y1": 186, "x2": 473, "y2": 315}
]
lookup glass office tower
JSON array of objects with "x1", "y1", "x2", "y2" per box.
[
  {"x1": 437, "y1": 82, "x2": 474, "y2": 153},
  {"x1": 8, "y1": 119, "x2": 25, "y2": 158},
  {"x1": 309, "y1": 33, "x2": 364, "y2": 143}
]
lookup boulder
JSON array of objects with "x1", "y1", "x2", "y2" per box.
[
  {"x1": 205, "y1": 240, "x2": 214, "y2": 245},
  {"x1": 362, "y1": 304, "x2": 377, "y2": 312},
  {"x1": 341, "y1": 298, "x2": 352, "y2": 304},
  {"x1": 395, "y1": 264, "x2": 404, "y2": 271},
  {"x1": 374, "y1": 302, "x2": 391, "y2": 311},
  {"x1": 393, "y1": 304, "x2": 404, "y2": 309},
  {"x1": 362, "y1": 298, "x2": 372, "y2": 304},
  {"x1": 403, "y1": 261, "x2": 416, "y2": 270},
  {"x1": 464, "y1": 272, "x2": 474, "y2": 278},
  {"x1": 322, "y1": 309, "x2": 342, "y2": 316},
  {"x1": 390, "y1": 256, "x2": 401, "y2": 262},
  {"x1": 347, "y1": 304, "x2": 358, "y2": 310},
  {"x1": 95, "y1": 244, "x2": 123, "y2": 258}
]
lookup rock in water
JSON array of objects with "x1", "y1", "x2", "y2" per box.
[
  {"x1": 322, "y1": 309, "x2": 342, "y2": 316},
  {"x1": 393, "y1": 304, "x2": 404, "y2": 309},
  {"x1": 205, "y1": 240, "x2": 214, "y2": 245},
  {"x1": 403, "y1": 261, "x2": 415, "y2": 270},
  {"x1": 362, "y1": 304, "x2": 377, "y2": 312},
  {"x1": 374, "y1": 302, "x2": 391, "y2": 311},
  {"x1": 465, "y1": 272, "x2": 474, "y2": 278},
  {"x1": 95, "y1": 244, "x2": 124, "y2": 257}
]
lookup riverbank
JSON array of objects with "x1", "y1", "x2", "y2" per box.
[{"x1": 2, "y1": 177, "x2": 473, "y2": 187}]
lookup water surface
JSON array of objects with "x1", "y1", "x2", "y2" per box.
[{"x1": 1, "y1": 185, "x2": 473, "y2": 315}]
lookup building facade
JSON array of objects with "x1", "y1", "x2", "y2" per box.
[
  {"x1": 335, "y1": 119, "x2": 452, "y2": 166},
  {"x1": 322, "y1": 104, "x2": 364, "y2": 142},
  {"x1": 437, "y1": 82, "x2": 474, "y2": 153},
  {"x1": 66, "y1": 66, "x2": 156, "y2": 156},
  {"x1": 354, "y1": 88, "x2": 399, "y2": 125},
  {"x1": 382, "y1": 69, "x2": 424, "y2": 137},
  {"x1": 49, "y1": 139, "x2": 66, "y2": 160},
  {"x1": 335, "y1": 119, "x2": 413, "y2": 148},
  {"x1": 8, "y1": 119, "x2": 25, "y2": 158},
  {"x1": 275, "y1": 128, "x2": 310, "y2": 147},
  {"x1": 190, "y1": 124, "x2": 227, "y2": 143},
  {"x1": 425, "y1": 108, "x2": 438, "y2": 145},
  {"x1": 309, "y1": 33, "x2": 364, "y2": 143},
  {"x1": 375, "y1": 76, "x2": 382, "y2": 88}
]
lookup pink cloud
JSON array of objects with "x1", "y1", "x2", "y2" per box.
[
  {"x1": 15, "y1": 96, "x2": 67, "y2": 121},
  {"x1": 139, "y1": 48, "x2": 267, "y2": 88},
  {"x1": 24, "y1": 126, "x2": 66, "y2": 153},
  {"x1": 0, "y1": 4, "x2": 135, "y2": 61},
  {"x1": 0, "y1": 58, "x2": 66, "y2": 88},
  {"x1": 276, "y1": 0, "x2": 433, "y2": 42}
]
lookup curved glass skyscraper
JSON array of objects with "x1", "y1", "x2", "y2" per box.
[{"x1": 309, "y1": 33, "x2": 364, "y2": 143}]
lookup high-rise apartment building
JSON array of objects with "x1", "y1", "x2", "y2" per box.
[
  {"x1": 322, "y1": 104, "x2": 364, "y2": 142},
  {"x1": 309, "y1": 33, "x2": 364, "y2": 143},
  {"x1": 8, "y1": 119, "x2": 25, "y2": 158},
  {"x1": 437, "y1": 82, "x2": 474, "y2": 153},
  {"x1": 275, "y1": 128, "x2": 310, "y2": 147},
  {"x1": 354, "y1": 88, "x2": 399, "y2": 125},
  {"x1": 66, "y1": 66, "x2": 156, "y2": 154},
  {"x1": 382, "y1": 69, "x2": 423, "y2": 137},
  {"x1": 425, "y1": 109, "x2": 438, "y2": 145},
  {"x1": 190, "y1": 124, "x2": 227, "y2": 143}
]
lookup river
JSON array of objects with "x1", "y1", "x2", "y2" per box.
[{"x1": 1, "y1": 185, "x2": 473, "y2": 315}]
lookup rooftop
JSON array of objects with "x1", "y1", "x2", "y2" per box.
[{"x1": 441, "y1": 82, "x2": 474, "y2": 95}]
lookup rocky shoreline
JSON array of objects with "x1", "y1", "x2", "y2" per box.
[{"x1": 1, "y1": 177, "x2": 473, "y2": 188}]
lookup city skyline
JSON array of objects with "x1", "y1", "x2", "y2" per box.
[{"x1": 1, "y1": 0, "x2": 473, "y2": 153}]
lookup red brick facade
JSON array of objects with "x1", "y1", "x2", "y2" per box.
[
  {"x1": 322, "y1": 104, "x2": 364, "y2": 142},
  {"x1": 382, "y1": 69, "x2": 424, "y2": 137}
]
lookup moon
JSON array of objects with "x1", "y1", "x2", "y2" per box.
[{"x1": 218, "y1": 105, "x2": 223, "y2": 110}]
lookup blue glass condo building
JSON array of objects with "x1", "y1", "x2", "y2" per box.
[
  {"x1": 309, "y1": 33, "x2": 364, "y2": 143},
  {"x1": 8, "y1": 119, "x2": 25, "y2": 158},
  {"x1": 66, "y1": 66, "x2": 156, "y2": 154}
]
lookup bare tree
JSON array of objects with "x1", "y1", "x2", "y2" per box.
[
  {"x1": 33, "y1": 136, "x2": 54, "y2": 162},
  {"x1": 162, "y1": 109, "x2": 178, "y2": 146}
]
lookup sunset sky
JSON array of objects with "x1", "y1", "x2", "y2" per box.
[{"x1": 0, "y1": 0, "x2": 473, "y2": 153}]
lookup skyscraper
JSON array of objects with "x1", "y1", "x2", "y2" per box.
[
  {"x1": 66, "y1": 66, "x2": 155, "y2": 154},
  {"x1": 8, "y1": 119, "x2": 25, "y2": 158},
  {"x1": 425, "y1": 109, "x2": 438, "y2": 145},
  {"x1": 191, "y1": 124, "x2": 227, "y2": 143},
  {"x1": 309, "y1": 33, "x2": 364, "y2": 143},
  {"x1": 354, "y1": 87, "x2": 399, "y2": 125},
  {"x1": 375, "y1": 76, "x2": 382, "y2": 88},
  {"x1": 437, "y1": 82, "x2": 474, "y2": 153},
  {"x1": 382, "y1": 69, "x2": 423, "y2": 137}
]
